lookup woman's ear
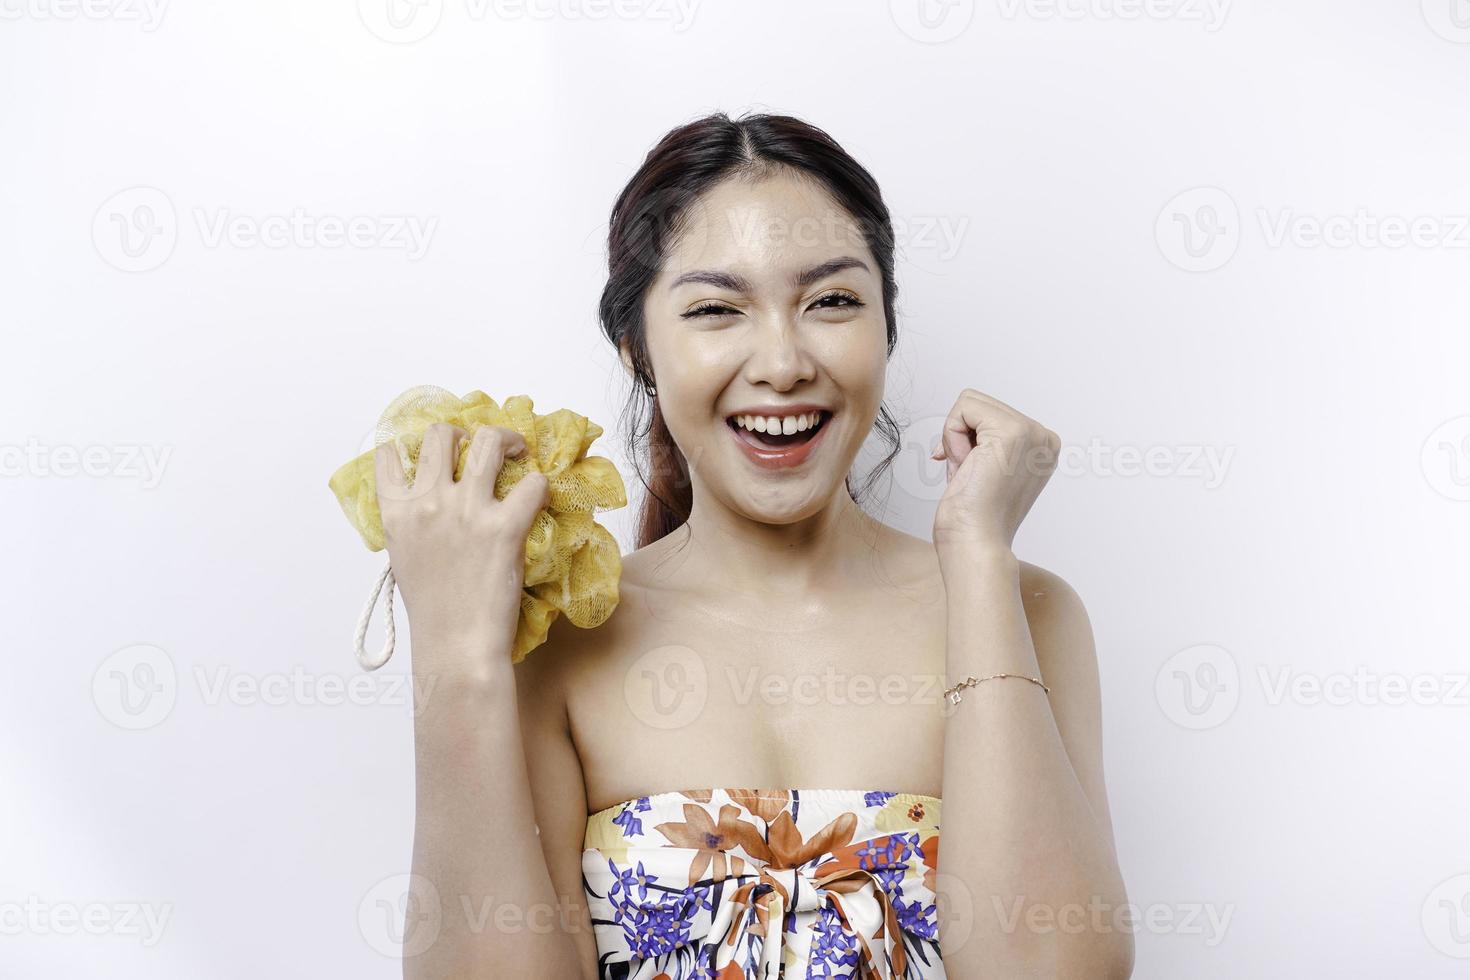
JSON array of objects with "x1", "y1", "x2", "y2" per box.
[{"x1": 619, "y1": 339, "x2": 655, "y2": 393}]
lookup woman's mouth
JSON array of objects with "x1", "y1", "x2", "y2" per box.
[{"x1": 725, "y1": 410, "x2": 833, "y2": 469}]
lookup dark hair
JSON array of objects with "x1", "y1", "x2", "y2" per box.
[{"x1": 598, "y1": 110, "x2": 903, "y2": 549}]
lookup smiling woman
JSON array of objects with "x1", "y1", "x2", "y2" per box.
[
  {"x1": 392, "y1": 110, "x2": 1131, "y2": 980},
  {"x1": 599, "y1": 114, "x2": 906, "y2": 546}
]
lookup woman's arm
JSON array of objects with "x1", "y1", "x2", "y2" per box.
[
  {"x1": 512, "y1": 629, "x2": 602, "y2": 980},
  {"x1": 927, "y1": 388, "x2": 1132, "y2": 978},
  {"x1": 936, "y1": 548, "x2": 1132, "y2": 978},
  {"x1": 375, "y1": 423, "x2": 591, "y2": 978},
  {"x1": 404, "y1": 640, "x2": 592, "y2": 979}
]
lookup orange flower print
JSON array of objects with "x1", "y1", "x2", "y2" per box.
[
  {"x1": 764, "y1": 809, "x2": 857, "y2": 869},
  {"x1": 583, "y1": 789, "x2": 946, "y2": 978},
  {"x1": 655, "y1": 804, "x2": 772, "y2": 885}
]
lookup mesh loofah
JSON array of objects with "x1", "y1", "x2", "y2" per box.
[{"x1": 329, "y1": 385, "x2": 627, "y2": 665}]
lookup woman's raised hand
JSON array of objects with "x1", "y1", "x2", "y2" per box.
[
  {"x1": 374, "y1": 422, "x2": 550, "y2": 667},
  {"x1": 930, "y1": 387, "x2": 1061, "y2": 557}
]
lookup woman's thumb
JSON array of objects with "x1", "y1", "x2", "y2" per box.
[{"x1": 506, "y1": 470, "x2": 551, "y2": 520}]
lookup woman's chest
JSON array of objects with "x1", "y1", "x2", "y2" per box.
[{"x1": 565, "y1": 593, "x2": 950, "y2": 812}]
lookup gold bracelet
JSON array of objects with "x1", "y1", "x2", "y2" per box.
[{"x1": 943, "y1": 672, "x2": 1051, "y2": 705}]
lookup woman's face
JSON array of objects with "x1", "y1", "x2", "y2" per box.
[{"x1": 633, "y1": 169, "x2": 888, "y2": 524}]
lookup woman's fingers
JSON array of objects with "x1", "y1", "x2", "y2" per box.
[
  {"x1": 462, "y1": 426, "x2": 550, "y2": 535},
  {"x1": 501, "y1": 469, "x2": 551, "y2": 528},
  {"x1": 379, "y1": 423, "x2": 548, "y2": 546},
  {"x1": 936, "y1": 391, "x2": 985, "y2": 472},
  {"x1": 931, "y1": 388, "x2": 1032, "y2": 475},
  {"x1": 416, "y1": 422, "x2": 465, "y2": 493},
  {"x1": 461, "y1": 425, "x2": 527, "y2": 498}
]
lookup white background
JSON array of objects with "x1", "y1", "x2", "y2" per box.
[{"x1": 4, "y1": 0, "x2": 1469, "y2": 976}]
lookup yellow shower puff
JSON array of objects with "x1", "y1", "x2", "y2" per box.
[{"x1": 328, "y1": 385, "x2": 627, "y2": 664}]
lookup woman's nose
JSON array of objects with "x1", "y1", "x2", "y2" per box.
[{"x1": 741, "y1": 313, "x2": 817, "y2": 388}]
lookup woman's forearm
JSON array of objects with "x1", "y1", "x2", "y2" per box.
[
  {"x1": 404, "y1": 626, "x2": 585, "y2": 979},
  {"x1": 936, "y1": 546, "x2": 1130, "y2": 979}
]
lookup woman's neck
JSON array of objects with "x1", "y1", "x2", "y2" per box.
[{"x1": 671, "y1": 487, "x2": 889, "y2": 597}]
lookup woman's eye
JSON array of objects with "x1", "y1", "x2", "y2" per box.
[
  {"x1": 681, "y1": 303, "x2": 737, "y2": 319},
  {"x1": 812, "y1": 292, "x2": 863, "y2": 311},
  {"x1": 681, "y1": 293, "x2": 863, "y2": 319}
]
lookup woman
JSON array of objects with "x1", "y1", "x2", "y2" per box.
[{"x1": 377, "y1": 111, "x2": 1133, "y2": 979}]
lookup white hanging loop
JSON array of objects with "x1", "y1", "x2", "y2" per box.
[{"x1": 354, "y1": 560, "x2": 397, "y2": 671}]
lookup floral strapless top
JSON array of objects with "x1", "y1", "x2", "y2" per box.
[{"x1": 582, "y1": 787, "x2": 946, "y2": 979}]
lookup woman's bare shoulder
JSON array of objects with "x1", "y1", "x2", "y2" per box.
[
  {"x1": 1017, "y1": 560, "x2": 1089, "y2": 624},
  {"x1": 1014, "y1": 559, "x2": 1100, "y2": 689},
  {"x1": 512, "y1": 545, "x2": 664, "y2": 703}
]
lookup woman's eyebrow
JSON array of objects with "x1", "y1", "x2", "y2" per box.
[
  {"x1": 668, "y1": 256, "x2": 871, "y2": 292},
  {"x1": 793, "y1": 256, "x2": 870, "y2": 288},
  {"x1": 668, "y1": 269, "x2": 752, "y2": 292}
]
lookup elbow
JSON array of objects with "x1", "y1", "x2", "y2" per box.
[
  {"x1": 943, "y1": 926, "x2": 1135, "y2": 979},
  {"x1": 1045, "y1": 929, "x2": 1137, "y2": 980},
  {"x1": 1057, "y1": 916, "x2": 1135, "y2": 980},
  {"x1": 1003, "y1": 932, "x2": 1136, "y2": 980},
  {"x1": 1093, "y1": 929, "x2": 1135, "y2": 980},
  {"x1": 943, "y1": 893, "x2": 1137, "y2": 979},
  {"x1": 1077, "y1": 877, "x2": 1136, "y2": 979}
]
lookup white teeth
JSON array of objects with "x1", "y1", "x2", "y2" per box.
[{"x1": 733, "y1": 411, "x2": 826, "y2": 433}]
